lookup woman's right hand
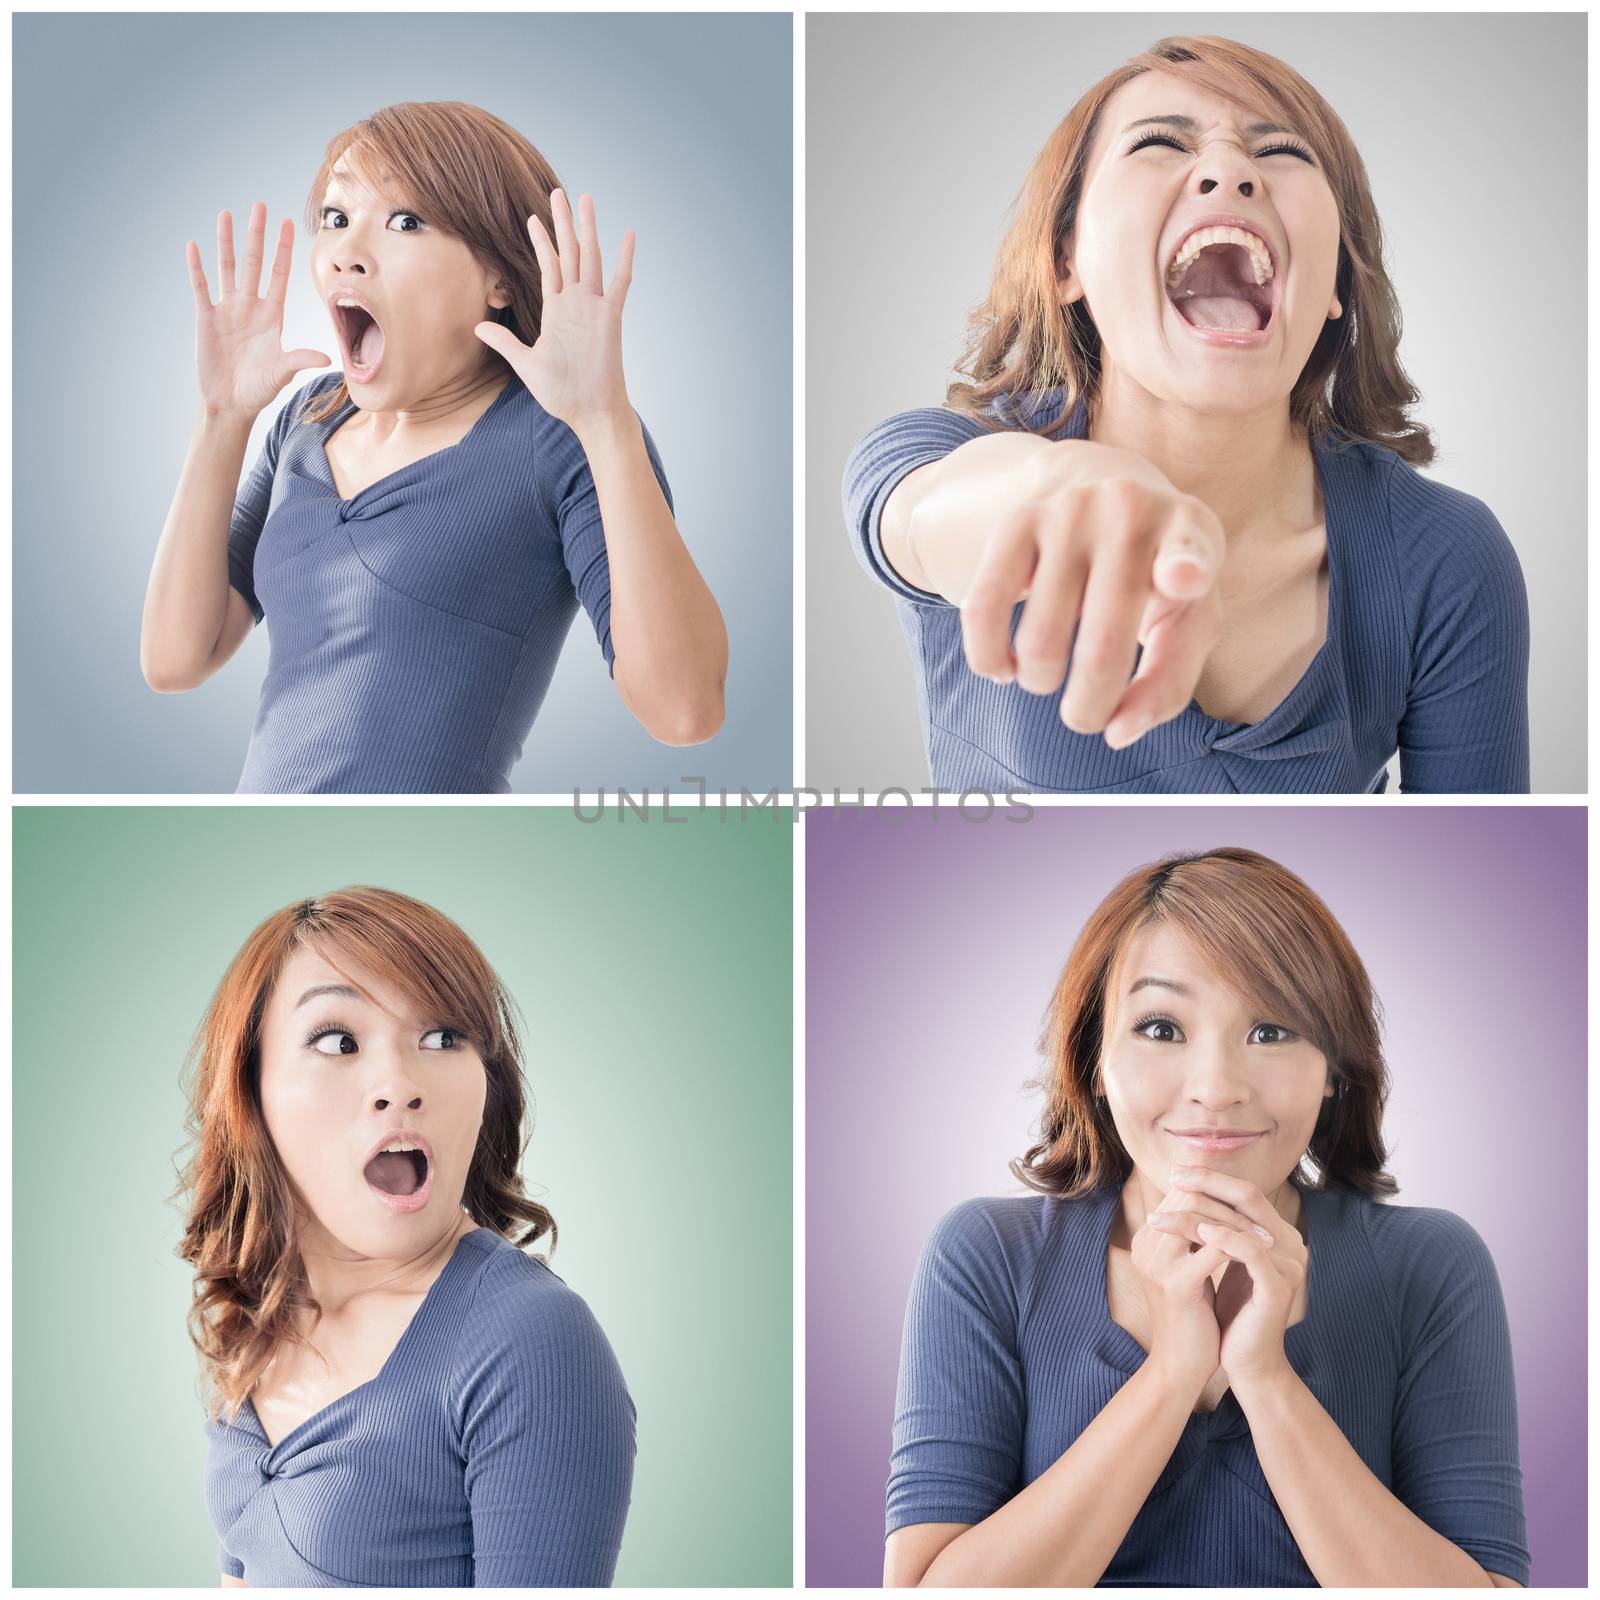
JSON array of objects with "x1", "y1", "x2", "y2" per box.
[
  {"x1": 1129, "y1": 1190, "x2": 1226, "y2": 1393},
  {"x1": 187, "y1": 202, "x2": 330, "y2": 422},
  {"x1": 946, "y1": 436, "x2": 1226, "y2": 748}
]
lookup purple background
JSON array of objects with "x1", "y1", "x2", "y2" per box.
[{"x1": 805, "y1": 804, "x2": 1585, "y2": 1587}]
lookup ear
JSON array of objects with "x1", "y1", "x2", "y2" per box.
[
  {"x1": 486, "y1": 280, "x2": 512, "y2": 312},
  {"x1": 1327, "y1": 294, "x2": 1343, "y2": 319},
  {"x1": 1057, "y1": 263, "x2": 1086, "y2": 309}
]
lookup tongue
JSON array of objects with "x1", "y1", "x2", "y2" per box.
[
  {"x1": 352, "y1": 318, "x2": 385, "y2": 369},
  {"x1": 365, "y1": 1150, "x2": 420, "y2": 1195},
  {"x1": 1176, "y1": 294, "x2": 1261, "y2": 332}
]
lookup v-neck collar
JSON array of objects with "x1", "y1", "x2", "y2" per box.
[
  {"x1": 241, "y1": 1226, "x2": 490, "y2": 1459},
  {"x1": 316, "y1": 375, "x2": 517, "y2": 506}
]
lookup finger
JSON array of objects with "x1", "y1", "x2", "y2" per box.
[
  {"x1": 1151, "y1": 1209, "x2": 1275, "y2": 1245},
  {"x1": 1196, "y1": 1220, "x2": 1274, "y2": 1257},
  {"x1": 1011, "y1": 532, "x2": 1087, "y2": 695},
  {"x1": 607, "y1": 230, "x2": 635, "y2": 310},
  {"x1": 1152, "y1": 500, "x2": 1224, "y2": 601},
  {"x1": 959, "y1": 526, "x2": 1037, "y2": 681},
  {"x1": 576, "y1": 192, "x2": 603, "y2": 292},
  {"x1": 1058, "y1": 547, "x2": 1148, "y2": 733},
  {"x1": 217, "y1": 209, "x2": 237, "y2": 296},
  {"x1": 265, "y1": 218, "x2": 295, "y2": 310},
  {"x1": 1168, "y1": 1167, "x2": 1278, "y2": 1235},
  {"x1": 186, "y1": 240, "x2": 214, "y2": 314},
  {"x1": 528, "y1": 210, "x2": 562, "y2": 297},
  {"x1": 1101, "y1": 593, "x2": 1219, "y2": 748},
  {"x1": 239, "y1": 201, "x2": 267, "y2": 298},
  {"x1": 550, "y1": 187, "x2": 580, "y2": 291}
]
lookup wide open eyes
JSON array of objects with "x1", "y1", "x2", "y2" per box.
[{"x1": 319, "y1": 206, "x2": 425, "y2": 233}]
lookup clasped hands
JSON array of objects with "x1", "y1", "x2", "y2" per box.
[{"x1": 1150, "y1": 1164, "x2": 1307, "y2": 1387}]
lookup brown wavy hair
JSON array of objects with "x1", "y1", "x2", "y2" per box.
[
  {"x1": 949, "y1": 35, "x2": 1435, "y2": 466},
  {"x1": 296, "y1": 100, "x2": 562, "y2": 425},
  {"x1": 172, "y1": 886, "x2": 556, "y2": 1425},
  {"x1": 1012, "y1": 846, "x2": 1399, "y2": 1203}
]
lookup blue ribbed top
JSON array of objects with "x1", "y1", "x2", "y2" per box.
[
  {"x1": 889, "y1": 1179, "x2": 1530, "y2": 1586},
  {"x1": 227, "y1": 370, "x2": 673, "y2": 794},
  {"x1": 843, "y1": 393, "x2": 1529, "y2": 792},
  {"x1": 203, "y1": 1227, "x2": 634, "y2": 1587}
]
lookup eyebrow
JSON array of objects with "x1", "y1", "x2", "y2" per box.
[
  {"x1": 294, "y1": 982, "x2": 365, "y2": 1009},
  {"x1": 1127, "y1": 975, "x2": 1194, "y2": 997},
  {"x1": 1121, "y1": 114, "x2": 1296, "y2": 139}
]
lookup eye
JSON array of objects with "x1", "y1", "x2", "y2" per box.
[
  {"x1": 1127, "y1": 131, "x2": 1315, "y2": 164},
  {"x1": 1249, "y1": 1022, "x2": 1298, "y2": 1045},
  {"x1": 307, "y1": 1027, "x2": 358, "y2": 1056},
  {"x1": 319, "y1": 206, "x2": 425, "y2": 232},
  {"x1": 420, "y1": 1027, "x2": 467, "y2": 1051},
  {"x1": 1132, "y1": 1012, "x2": 1185, "y2": 1044}
]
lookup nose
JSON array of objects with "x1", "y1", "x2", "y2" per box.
[
  {"x1": 1190, "y1": 136, "x2": 1255, "y2": 199},
  {"x1": 1177, "y1": 1035, "x2": 1255, "y2": 1107},
  {"x1": 364, "y1": 1046, "x2": 424, "y2": 1112}
]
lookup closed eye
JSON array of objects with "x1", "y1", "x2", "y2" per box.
[
  {"x1": 1128, "y1": 131, "x2": 1315, "y2": 163},
  {"x1": 320, "y1": 206, "x2": 425, "y2": 232}
]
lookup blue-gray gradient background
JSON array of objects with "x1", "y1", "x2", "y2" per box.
[
  {"x1": 807, "y1": 12, "x2": 1585, "y2": 794},
  {"x1": 15, "y1": 12, "x2": 791, "y2": 794}
]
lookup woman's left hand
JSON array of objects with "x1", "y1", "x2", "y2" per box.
[
  {"x1": 474, "y1": 188, "x2": 633, "y2": 432},
  {"x1": 1155, "y1": 1166, "x2": 1308, "y2": 1386}
]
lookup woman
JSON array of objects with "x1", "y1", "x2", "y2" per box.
[
  {"x1": 843, "y1": 37, "x2": 1528, "y2": 794},
  {"x1": 177, "y1": 886, "x2": 634, "y2": 1586},
  {"x1": 885, "y1": 847, "x2": 1529, "y2": 1587},
  {"x1": 143, "y1": 101, "x2": 727, "y2": 793}
]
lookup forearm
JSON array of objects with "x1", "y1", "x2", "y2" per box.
[
  {"x1": 889, "y1": 431, "x2": 1078, "y2": 603},
  {"x1": 141, "y1": 404, "x2": 253, "y2": 688},
  {"x1": 918, "y1": 1361, "x2": 1198, "y2": 1587},
  {"x1": 1235, "y1": 1366, "x2": 1500, "y2": 1586},
  {"x1": 572, "y1": 408, "x2": 727, "y2": 745}
]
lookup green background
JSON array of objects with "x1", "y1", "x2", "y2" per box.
[{"x1": 13, "y1": 805, "x2": 793, "y2": 1587}]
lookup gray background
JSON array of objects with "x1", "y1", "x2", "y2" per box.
[
  {"x1": 15, "y1": 12, "x2": 792, "y2": 795},
  {"x1": 807, "y1": 13, "x2": 1585, "y2": 794}
]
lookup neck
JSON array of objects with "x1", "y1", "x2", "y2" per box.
[
  {"x1": 295, "y1": 1208, "x2": 476, "y2": 1319},
  {"x1": 1087, "y1": 376, "x2": 1315, "y2": 546},
  {"x1": 354, "y1": 365, "x2": 507, "y2": 444}
]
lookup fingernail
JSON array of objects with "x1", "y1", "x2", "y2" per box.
[
  {"x1": 1103, "y1": 714, "x2": 1149, "y2": 750},
  {"x1": 1197, "y1": 1221, "x2": 1225, "y2": 1240},
  {"x1": 1253, "y1": 1226, "x2": 1274, "y2": 1241}
]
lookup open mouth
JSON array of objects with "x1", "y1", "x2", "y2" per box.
[
  {"x1": 333, "y1": 302, "x2": 387, "y2": 382},
  {"x1": 1165, "y1": 241, "x2": 1275, "y2": 334},
  {"x1": 363, "y1": 1145, "x2": 431, "y2": 1211}
]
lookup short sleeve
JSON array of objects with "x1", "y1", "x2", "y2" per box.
[
  {"x1": 1395, "y1": 485, "x2": 1530, "y2": 793},
  {"x1": 455, "y1": 1266, "x2": 636, "y2": 1586},
  {"x1": 219, "y1": 1542, "x2": 244, "y2": 1580},
  {"x1": 557, "y1": 410, "x2": 674, "y2": 679},
  {"x1": 1387, "y1": 1211, "x2": 1531, "y2": 1585},
  {"x1": 227, "y1": 380, "x2": 320, "y2": 625},
  {"x1": 841, "y1": 407, "x2": 988, "y2": 607},
  {"x1": 887, "y1": 1199, "x2": 1025, "y2": 1536}
]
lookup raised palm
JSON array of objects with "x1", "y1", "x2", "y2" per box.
[
  {"x1": 187, "y1": 201, "x2": 329, "y2": 420},
  {"x1": 474, "y1": 188, "x2": 632, "y2": 429}
]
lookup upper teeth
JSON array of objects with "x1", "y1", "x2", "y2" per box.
[
  {"x1": 335, "y1": 297, "x2": 368, "y2": 311},
  {"x1": 1166, "y1": 226, "x2": 1274, "y2": 288},
  {"x1": 380, "y1": 1141, "x2": 420, "y2": 1154}
]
